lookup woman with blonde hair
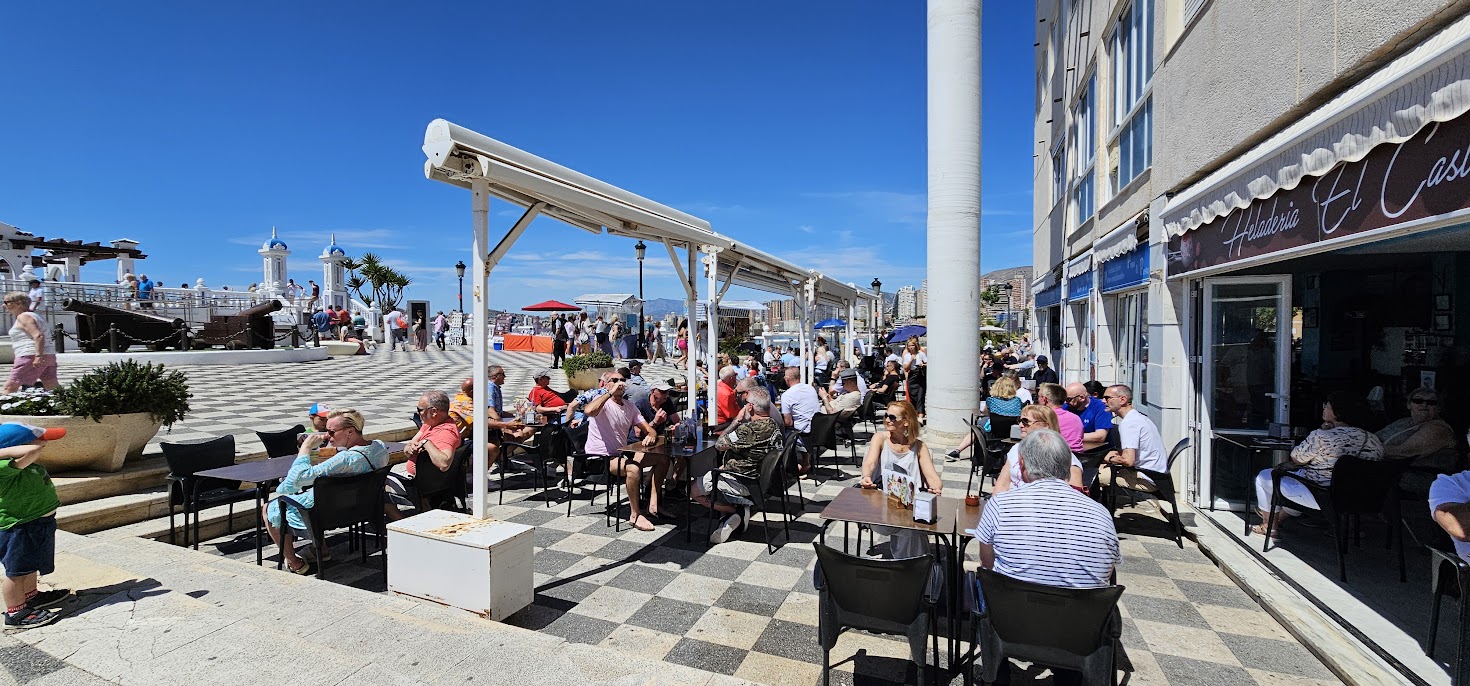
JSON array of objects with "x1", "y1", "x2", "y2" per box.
[
  {"x1": 2, "y1": 292, "x2": 57, "y2": 392},
  {"x1": 993, "y1": 404, "x2": 1084, "y2": 493},
  {"x1": 860, "y1": 401, "x2": 943, "y2": 558},
  {"x1": 902, "y1": 336, "x2": 928, "y2": 423}
]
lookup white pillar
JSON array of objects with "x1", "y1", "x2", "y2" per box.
[
  {"x1": 703, "y1": 249, "x2": 720, "y2": 427},
  {"x1": 926, "y1": 0, "x2": 982, "y2": 440},
  {"x1": 685, "y1": 247, "x2": 698, "y2": 418},
  {"x1": 846, "y1": 301, "x2": 856, "y2": 365},
  {"x1": 470, "y1": 178, "x2": 491, "y2": 520}
]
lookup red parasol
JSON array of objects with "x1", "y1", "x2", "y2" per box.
[{"x1": 522, "y1": 300, "x2": 582, "y2": 312}]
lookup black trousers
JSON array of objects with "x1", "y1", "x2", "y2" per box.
[{"x1": 552, "y1": 339, "x2": 566, "y2": 367}]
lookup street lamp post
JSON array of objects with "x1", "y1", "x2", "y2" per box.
[
  {"x1": 455, "y1": 260, "x2": 466, "y2": 345},
  {"x1": 635, "y1": 241, "x2": 646, "y2": 357},
  {"x1": 870, "y1": 278, "x2": 882, "y2": 334},
  {"x1": 1003, "y1": 282, "x2": 1014, "y2": 338}
]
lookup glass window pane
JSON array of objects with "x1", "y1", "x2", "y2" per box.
[{"x1": 1210, "y1": 282, "x2": 1281, "y2": 431}]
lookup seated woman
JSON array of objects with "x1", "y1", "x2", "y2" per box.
[
  {"x1": 868, "y1": 360, "x2": 903, "y2": 405},
  {"x1": 1378, "y1": 387, "x2": 1458, "y2": 472},
  {"x1": 264, "y1": 409, "x2": 389, "y2": 574},
  {"x1": 1252, "y1": 394, "x2": 1384, "y2": 538},
  {"x1": 979, "y1": 375, "x2": 1025, "y2": 435},
  {"x1": 859, "y1": 401, "x2": 943, "y2": 559},
  {"x1": 992, "y1": 404, "x2": 1084, "y2": 493}
]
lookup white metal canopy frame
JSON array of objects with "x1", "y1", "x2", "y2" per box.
[{"x1": 421, "y1": 119, "x2": 878, "y2": 519}]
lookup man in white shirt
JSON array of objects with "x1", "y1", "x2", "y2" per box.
[
  {"x1": 25, "y1": 278, "x2": 43, "y2": 310},
  {"x1": 1431, "y1": 465, "x2": 1470, "y2": 562},
  {"x1": 383, "y1": 307, "x2": 406, "y2": 351},
  {"x1": 1098, "y1": 384, "x2": 1166, "y2": 492}
]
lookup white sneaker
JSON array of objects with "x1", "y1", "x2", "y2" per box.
[{"x1": 709, "y1": 511, "x2": 743, "y2": 545}]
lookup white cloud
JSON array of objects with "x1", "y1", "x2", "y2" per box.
[{"x1": 804, "y1": 190, "x2": 925, "y2": 226}]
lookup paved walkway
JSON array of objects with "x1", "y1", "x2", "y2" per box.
[{"x1": 27, "y1": 351, "x2": 1342, "y2": 685}]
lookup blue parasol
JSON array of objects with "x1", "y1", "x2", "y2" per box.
[
  {"x1": 814, "y1": 318, "x2": 847, "y2": 329},
  {"x1": 885, "y1": 325, "x2": 927, "y2": 343}
]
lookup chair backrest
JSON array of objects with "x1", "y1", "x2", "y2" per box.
[
  {"x1": 161, "y1": 435, "x2": 238, "y2": 477},
  {"x1": 556, "y1": 388, "x2": 579, "y2": 404},
  {"x1": 256, "y1": 425, "x2": 306, "y2": 458},
  {"x1": 415, "y1": 440, "x2": 470, "y2": 496},
  {"x1": 814, "y1": 543, "x2": 933, "y2": 625},
  {"x1": 859, "y1": 391, "x2": 877, "y2": 421},
  {"x1": 807, "y1": 412, "x2": 839, "y2": 450},
  {"x1": 771, "y1": 438, "x2": 802, "y2": 492},
  {"x1": 1165, "y1": 437, "x2": 1191, "y2": 470},
  {"x1": 988, "y1": 414, "x2": 1018, "y2": 442},
  {"x1": 974, "y1": 567, "x2": 1124, "y2": 658},
  {"x1": 562, "y1": 423, "x2": 590, "y2": 457},
  {"x1": 756, "y1": 444, "x2": 790, "y2": 496},
  {"x1": 311, "y1": 466, "x2": 391, "y2": 532},
  {"x1": 1330, "y1": 454, "x2": 1408, "y2": 512}
]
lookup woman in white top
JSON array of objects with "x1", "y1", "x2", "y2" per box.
[
  {"x1": 993, "y1": 404, "x2": 1084, "y2": 493},
  {"x1": 3, "y1": 292, "x2": 58, "y2": 392},
  {"x1": 859, "y1": 400, "x2": 943, "y2": 559},
  {"x1": 902, "y1": 336, "x2": 928, "y2": 423}
]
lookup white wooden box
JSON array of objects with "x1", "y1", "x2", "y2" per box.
[{"x1": 386, "y1": 510, "x2": 534, "y2": 620}]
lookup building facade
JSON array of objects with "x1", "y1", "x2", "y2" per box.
[
  {"x1": 1034, "y1": 1, "x2": 1470, "y2": 678},
  {"x1": 896, "y1": 285, "x2": 918, "y2": 321}
]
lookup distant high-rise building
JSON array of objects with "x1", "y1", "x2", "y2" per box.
[
  {"x1": 918, "y1": 279, "x2": 928, "y2": 318},
  {"x1": 896, "y1": 285, "x2": 918, "y2": 321}
]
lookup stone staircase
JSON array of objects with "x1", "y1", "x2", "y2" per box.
[{"x1": 2, "y1": 531, "x2": 751, "y2": 686}]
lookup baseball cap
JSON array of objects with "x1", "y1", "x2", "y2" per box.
[
  {"x1": 308, "y1": 403, "x2": 332, "y2": 417},
  {"x1": 534, "y1": 368, "x2": 554, "y2": 380},
  {"x1": 0, "y1": 423, "x2": 65, "y2": 449},
  {"x1": 1036, "y1": 355, "x2": 1049, "y2": 364},
  {"x1": 628, "y1": 360, "x2": 644, "y2": 368},
  {"x1": 649, "y1": 380, "x2": 674, "y2": 392}
]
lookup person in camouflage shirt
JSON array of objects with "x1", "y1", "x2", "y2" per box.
[{"x1": 693, "y1": 387, "x2": 783, "y2": 545}]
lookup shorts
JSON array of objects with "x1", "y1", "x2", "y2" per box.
[
  {"x1": 692, "y1": 471, "x2": 754, "y2": 507},
  {"x1": 9, "y1": 355, "x2": 57, "y2": 388},
  {"x1": 0, "y1": 515, "x2": 57, "y2": 577}
]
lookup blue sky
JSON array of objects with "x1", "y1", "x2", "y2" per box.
[{"x1": 0, "y1": 1, "x2": 1035, "y2": 312}]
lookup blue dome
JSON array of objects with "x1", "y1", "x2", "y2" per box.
[
  {"x1": 326, "y1": 244, "x2": 346, "y2": 257},
  {"x1": 264, "y1": 238, "x2": 288, "y2": 250}
]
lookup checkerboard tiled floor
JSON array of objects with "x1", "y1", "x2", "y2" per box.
[{"x1": 179, "y1": 346, "x2": 1340, "y2": 686}]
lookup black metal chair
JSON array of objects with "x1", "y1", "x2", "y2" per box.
[
  {"x1": 1263, "y1": 453, "x2": 1409, "y2": 581},
  {"x1": 1101, "y1": 437, "x2": 1191, "y2": 548},
  {"x1": 559, "y1": 423, "x2": 616, "y2": 523},
  {"x1": 276, "y1": 466, "x2": 391, "y2": 580},
  {"x1": 255, "y1": 425, "x2": 306, "y2": 458},
  {"x1": 709, "y1": 444, "x2": 794, "y2": 554},
  {"x1": 161, "y1": 435, "x2": 252, "y2": 549},
  {"x1": 805, "y1": 412, "x2": 843, "y2": 481},
  {"x1": 684, "y1": 445, "x2": 721, "y2": 543},
  {"x1": 965, "y1": 419, "x2": 1007, "y2": 498},
  {"x1": 1423, "y1": 525, "x2": 1470, "y2": 682},
  {"x1": 833, "y1": 409, "x2": 860, "y2": 462},
  {"x1": 385, "y1": 442, "x2": 470, "y2": 515},
  {"x1": 814, "y1": 543, "x2": 938, "y2": 686},
  {"x1": 500, "y1": 424, "x2": 560, "y2": 506},
  {"x1": 987, "y1": 414, "x2": 1019, "y2": 443},
  {"x1": 966, "y1": 567, "x2": 1125, "y2": 686}
]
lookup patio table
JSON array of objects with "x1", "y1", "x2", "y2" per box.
[{"x1": 195, "y1": 440, "x2": 406, "y2": 565}]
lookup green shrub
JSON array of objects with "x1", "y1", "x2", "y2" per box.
[
  {"x1": 55, "y1": 361, "x2": 191, "y2": 427},
  {"x1": 563, "y1": 351, "x2": 613, "y2": 375}
]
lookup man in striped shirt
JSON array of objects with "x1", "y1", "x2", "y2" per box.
[{"x1": 975, "y1": 429, "x2": 1120, "y2": 589}]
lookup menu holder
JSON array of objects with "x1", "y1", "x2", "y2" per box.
[
  {"x1": 883, "y1": 467, "x2": 916, "y2": 509},
  {"x1": 912, "y1": 491, "x2": 937, "y2": 523}
]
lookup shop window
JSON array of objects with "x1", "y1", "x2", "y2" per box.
[
  {"x1": 1052, "y1": 142, "x2": 1066, "y2": 207},
  {"x1": 1108, "y1": 0, "x2": 1154, "y2": 193},
  {"x1": 1114, "y1": 291, "x2": 1149, "y2": 400},
  {"x1": 1071, "y1": 75, "x2": 1096, "y2": 225}
]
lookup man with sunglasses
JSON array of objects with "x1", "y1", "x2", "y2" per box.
[
  {"x1": 403, "y1": 391, "x2": 461, "y2": 479},
  {"x1": 1098, "y1": 384, "x2": 1165, "y2": 493},
  {"x1": 1066, "y1": 382, "x2": 1113, "y2": 444}
]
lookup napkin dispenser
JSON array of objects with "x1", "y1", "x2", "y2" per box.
[{"x1": 912, "y1": 491, "x2": 938, "y2": 523}]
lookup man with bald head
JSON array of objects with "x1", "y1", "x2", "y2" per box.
[{"x1": 1066, "y1": 382, "x2": 1113, "y2": 444}]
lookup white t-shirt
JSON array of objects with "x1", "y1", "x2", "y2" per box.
[
  {"x1": 902, "y1": 350, "x2": 927, "y2": 369},
  {"x1": 1015, "y1": 387, "x2": 1033, "y2": 405},
  {"x1": 595, "y1": 320, "x2": 607, "y2": 334},
  {"x1": 884, "y1": 352, "x2": 902, "y2": 368},
  {"x1": 1005, "y1": 444, "x2": 1082, "y2": 489},
  {"x1": 1118, "y1": 409, "x2": 1166, "y2": 473},
  {"x1": 779, "y1": 383, "x2": 822, "y2": 433},
  {"x1": 1430, "y1": 472, "x2": 1470, "y2": 562},
  {"x1": 384, "y1": 311, "x2": 404, "y2": 330}
]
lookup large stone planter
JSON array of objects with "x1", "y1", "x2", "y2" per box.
[
  {"x1": 10, "y1": 413, "x2": 164, "y2": 473},
  {"x1": 566, "y1": 367, "x2": 614, "y2": 391}
]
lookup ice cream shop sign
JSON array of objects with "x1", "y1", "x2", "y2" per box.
[{"x1": 1168, "y1": 112, "x2": 1470, "y2": 275}]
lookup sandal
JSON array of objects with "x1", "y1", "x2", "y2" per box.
[
  {"x1": 628, "y1": 515, "x2": 656, "y2": 532},
  {"x1": 287, "y1": 559, "x2": 311, "y2": 575}
]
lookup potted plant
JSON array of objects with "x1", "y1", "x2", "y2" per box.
[
  {"x1": 563, "y1": 351, "x2": 614, "y2": 390},
  {"x1": 0, "y1": 361, "x2": 191, "y2": 472}
]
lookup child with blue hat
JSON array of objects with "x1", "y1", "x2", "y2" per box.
[{"x1": 0, "y1": 422, "x2": 68, "y2": 629}]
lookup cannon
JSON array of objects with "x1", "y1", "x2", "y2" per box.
[
  {"x1": 197, "y1": 298, "x2": 282, "y2": 349},
  {"x1": 62, "y1": 299, "x2": 187, "y2": 353}
]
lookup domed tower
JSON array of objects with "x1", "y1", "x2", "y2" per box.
[
  {"x1": 259, "y1": 227, "x2": 290, "y2": 298},
  {"x1": 320, "y1": 234, "x2": 348, "y2": 310}
]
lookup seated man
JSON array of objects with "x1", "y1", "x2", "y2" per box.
[
  {"x1": 483, "y1": 367, "x2": 534, "y2": 442},
  {"x1": 716, "y1": 366, "x2": 741, "y2": 427},
  {"x1": 584, "y1": 377, "x2": 660, "y2": 531},
  {"x1": 827, "y1": 360, "x2": 868, "y2": 396},
  {"x1": 779, "y1": 366, "x2": 822, "y2": 474},
  {"x1": 1037, "y1": 383, "x2": 1084, "y2": 453},
  {"x1": 448, "y1": 377, "x2": 530, "y2": 472},
  {"x1": 386, "y1": 392, "x2": 464, "y2": 521},
  {"x1": 1066, "y1": 382, "x2": 1113, "y2": 445},
  {"x1": 564, "y1": 372, "x2": 617, "y2": 428},
  {"x1": 266, "y1": 409, "x2": 389, "y2": 574},
  {"x1": 818, "y1": 370, "x2": 864, "y2": 415},
  {"x1": 527, "y1": 369, "x2": 568, "y2": 418},
  {"x1": 695, "y1": 388, "x2": 783, "y2": 544},
  {"x1": 626, "y1": 360, "x2": 648, "y2": 387},
  {"x1": 633, "y1": 381, "x2": 682, "y2": 435},
  {"x1": 974, "y1": 428, "x2": 1120, "y2": 684},
  {"x1": 1098, "y1": 384, "x2": 1166, "y2": 493}
]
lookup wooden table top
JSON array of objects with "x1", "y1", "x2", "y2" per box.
[
  {"x1": 618, "y1": 436, "x2": 708, "y2": 457},
  {"x1": 819, "y1": 485, "x2": 970, "y2": 536}
]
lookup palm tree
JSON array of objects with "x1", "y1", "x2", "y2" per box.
[{"x1": 343, "y1": 253, "x2": 412, "y2": 310}]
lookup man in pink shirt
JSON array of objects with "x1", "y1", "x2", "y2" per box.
[
  {"x1": 1038, "y1": 383, "x2": 1085, "y2": 453},
  {"x1": 585, "y1": 377, "x2": 660, "y2": 531}
]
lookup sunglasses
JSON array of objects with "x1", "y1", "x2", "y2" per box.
[
  {"x1": 1411, "y1": 398, "x2": 1439, "y2": 406},
  {"x1": 1018, "y1": 418, "x2": 1034, "y2": 427},
  {"x1": 883, "y1": 416, "x2": 899, "y2": 424}
]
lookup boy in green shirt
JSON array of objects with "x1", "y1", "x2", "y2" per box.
[{"x1": 0, "y1": 422, "x2": 69, "y2": 628}]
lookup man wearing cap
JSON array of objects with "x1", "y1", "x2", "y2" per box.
[
  {"x1": 626, "y1": 360, "x2": 648, "y2": 387},
  {"x1": 634, "y1": 381, "x2": 681, "y2": 434},
  {"x1": 1032, "y1": 355, "x2": 1059, "y2": 384},
  {"x1": 304, "y1": 404, "x2": 331, "y2": 435},
  {"x1": 527, "y1": 369, "x2": 568, "y2": 418},
  {"x1": 818, "y1": 370, "x2": 865, "y2": 416},
  {"x1": 0, "y1": 423, "x2": 70, "y2": 629}
]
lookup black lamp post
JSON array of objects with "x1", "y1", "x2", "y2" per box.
[
  {"x1": 635, "y1": 241, "x2": 646, "y2": 356},
  {"x1": 870, "y1": 278, "x2": 882, "y2": 333},
  {"x1": 1002, "y1": 282, "x2": 1014, "y2": 336},
  {"x1": 455, "y1": 260, "x2": 466, "y2": 345}
]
